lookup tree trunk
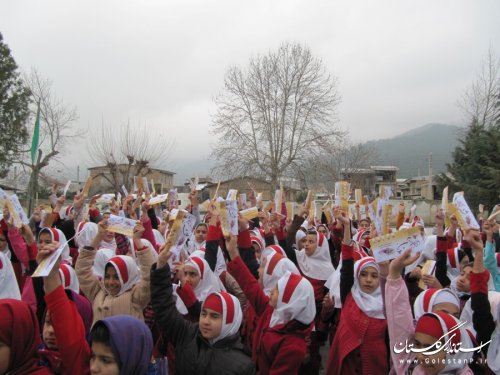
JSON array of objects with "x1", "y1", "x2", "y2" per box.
[{"x1": 27, "y1": 167, "x2": 39, "y2": 217}]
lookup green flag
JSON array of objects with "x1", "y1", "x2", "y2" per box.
[{"x1": 30, "y1": 102, "x2": 40, "y2": 165}]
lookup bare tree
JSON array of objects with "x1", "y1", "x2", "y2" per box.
[
  {"x1": 458, "y1": 48, "x2": 500, "y2": 128},
  {"x1": 20, "y1": 68, "x2": 80, "y2": 214},
  {"x1": 296, "y1": 140, "x2": 378, "y2": 192},
  {"x1": 88, "y1": 122, "x2": 174, "y2": 193},
  {"x1": 211, "y1": 42, "x2": 342, "y2": 192}
]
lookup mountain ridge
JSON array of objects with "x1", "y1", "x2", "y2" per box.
[{"x1": 365, "y1": 123, "x2": 461, "y2": 179}]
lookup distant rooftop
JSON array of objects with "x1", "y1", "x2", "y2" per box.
[
  {"x1": 369, "y1": 166, "x2": 399, "y2": 171},
  {"x1": 88, "y1": 164, "x2": 176, "y2": 175},
  {"x1": 341, "y1": 166, "x2": 399, "y2": 174}
]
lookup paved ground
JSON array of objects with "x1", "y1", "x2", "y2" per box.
[{"x1": 319, "y1": 341, "x2": 330, "y2": 375}]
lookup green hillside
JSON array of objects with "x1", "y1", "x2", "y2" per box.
[{"x1": 365, "y1": 123, "x2": 462, "y2": 178}]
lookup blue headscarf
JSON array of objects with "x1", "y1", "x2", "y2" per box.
[{"x1": 92, "y1": 315, "x2": 153, "y2": 375}]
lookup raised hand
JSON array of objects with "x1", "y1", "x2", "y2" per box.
[
  {"x1": 422, "y1": 274, "x2": 442, "y2": 289},
  {"x1": 36, "y1": 241, "x2": 60, "y2": 265},
  {"x1": 90, "y1": 218, "x2": 109, "y2": 249},
  {"x1": 483, "y1": 220, "x2": 494, "y2": 243},
  {"x1": 20, "y1": 224, "x2": 36, "y2": 245},
  {"x1": 157, "y1": 242, "x2": 173, "y2": 268},
  {"x1": 73, "y1": 191, "x2": 85, "y2": 210},
  {"x1": 388, "y1": 249, "x2": 421, "y2": 280},
  {"x1": 238, "y1": 215, "x2": 249, "y2": 233},
  {"x1": 133, "y1": 221, "x2": 145, "y2": 240},
  {"x1": 224, "y1": 234, "x2": 239, "y2": 260}
]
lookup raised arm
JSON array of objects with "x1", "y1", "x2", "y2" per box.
[
  {"x1": 337, "y1": 208, "x2": 354, "y2": 305},
  {"x1": 466, "y1": 229, "x2": 496, "y2": 353},
  {"x1": 40, "y1": 245, "x2": 91, "y2": 373},
  {"x1": 226, "y1": 234, "x2": 270, "y2": 315},
  {"x1": 236, "y1": 216, "x2": 259, "y2": 279},
  {"x1": 129, "y1": 222, "x2": 154, "y2": 307},
  {"x1": 75, "y1": 219, "x2": 108, "y2": 301},
  {"x1": 386, "y1": 249, "x2": 421, "y2": 374},
  {"x1": 434, "y1": 209, "x2": 451, "y2": 287},
  {"x1": 204, "y1": 204, "x2": 222, "y2": 272},
  {"x1": 151, "y1": 243, "x2": 197, "y2": 347},
  {"x1": 483, "y1": 220, "x2": 499, "y2": 290}
]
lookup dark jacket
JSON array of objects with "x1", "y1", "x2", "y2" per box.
[{"x1": 150, "y1": 263, "x2": 256, "y2": 375}]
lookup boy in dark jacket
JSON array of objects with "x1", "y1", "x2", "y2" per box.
[{"x1": 151, "y1": 242, "x2": 255, "y2": 375}]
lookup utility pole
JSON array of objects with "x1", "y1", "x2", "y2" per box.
[{"x1": 428, "y1": 152, "x2": 433, "y2": 199}]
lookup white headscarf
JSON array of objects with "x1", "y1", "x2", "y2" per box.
[
  {"x1": 317, "y1": 224, "x2": 331, "y2": 240},
  {"x1": 487, "y1": 292, "x2": 500, "y2": 373},
  {"x1": 262, "y1": 252, "x2": 299, "y2": 295},
  {"x1": 59, "y1": 205, "x2": 74, "y2": 221},
  {"x1": 172, "y1": 283, "x2": 189, "y2": 315},
  {"x1": 353, "y1": 228, "x2": 369, "y2": 243},
  {"x1": 449, "y1": 267, "x2": 495, "y2": 299},
  {"x1": 153, "y1": 229, "x2": 165, "y2": 248},
  {"x1": 295, "y1": 232, "x2": 334, "y2": 281},
  {"x1": 446, "y1": 246, "x2": 464, "y2": 281},
  {"x1": 185, "y1": 233, "x2": 206, "y2": 256},
  {"x1": 413, "y1": 287, "x2": 460, "y2": 320},
  {"x1": 0, "y1": 233, "x2": 12, "y2": 260},
  {"x1": 351, "y1": 257, "x2": 385, "y2": 319},
  {"x1": 202, "y1": 292, "x2": 243, "y2": 344},
  {"x1": 99, "y1": 237, "x2": 117, "y2": 252},
  {"x1": 58, "y1": 263, "x2": 80, "y2": 294},
  {"x1": 128, "y1": 238, "x2": 158, "y2": 263},
  {"x1": 269, "y1": 271, "x2": 316, "y2": 328},
  {"x1": 461, "y1": 290, "x2": 500, "y2": 336},
  {"x1": 76, "y1": 221, "x2": 118, "y2": 251},
  {"x1": 93, "y1": 248, "x2": 115, "y2": 278},
  {"x1": 38, "y1": 227, "x2": 72, "y2": 263},
  {"x1": 250, "y1": 229, "x2": 265, "y2": 253},
  {"x1": 75, "y1": 221, "x2": 98, "y2": 248},
  {"x1": 0, "y1": 251, "x2": 21, "y2": 300},
  {"x1": 295, "y1": 229, "x2": 306, "y2": 250},
  {"x1": 415, "y1": 312, "x2": 474, "y2": 373},
  {"x1": 325, "y1": 262, "x2": 342, "y2": 308},
  {"x1": 261, "y1": 245, "x2": 287, "y2": 261},
  {"x1": 190, "y1": 247, "x2": 227, "y2": 276},
  {"x1": 184, "y1": 256, "x2": 224, "y2": 302},
  {"x1": 326, "y1": 244, "x2": 369, "y2": 309},
  {"x1": 104, "y1": 255, "x2": 141, "y2": 296}
]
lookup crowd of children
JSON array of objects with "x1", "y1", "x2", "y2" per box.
[{"x1": 0, "y1": 184, "x2": 499, "y2": 375}]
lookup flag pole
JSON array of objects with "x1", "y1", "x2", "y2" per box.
[{"x1": 28, "y1": 101, "x2": 41, "y2": 216}]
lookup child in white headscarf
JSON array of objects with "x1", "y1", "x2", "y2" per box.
[
  {"x1": 226, "y1": 233, "x2": 315, "y2": 374},
  {"x1": 75, "y1": 220, "x2": 154, "y2": 324},
  {"x1": 326, "y1": 213, "x2": 389, "y2": 375}
]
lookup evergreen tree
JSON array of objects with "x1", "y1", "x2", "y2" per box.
[
  {"x1": 0, "y1": 32, "x2": 31, "y2": 178},
  {"x1": 438, "y1": 119, "x2": 500, "y2": 213}
]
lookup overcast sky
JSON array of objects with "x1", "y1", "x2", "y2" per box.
[{"x1": 1, "y1": 0, "x2": 499, "y2": 184}]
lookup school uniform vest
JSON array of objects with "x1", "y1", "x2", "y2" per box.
[{"x1": 326, "y1": 294, "x2": 388, "y2": 375}]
